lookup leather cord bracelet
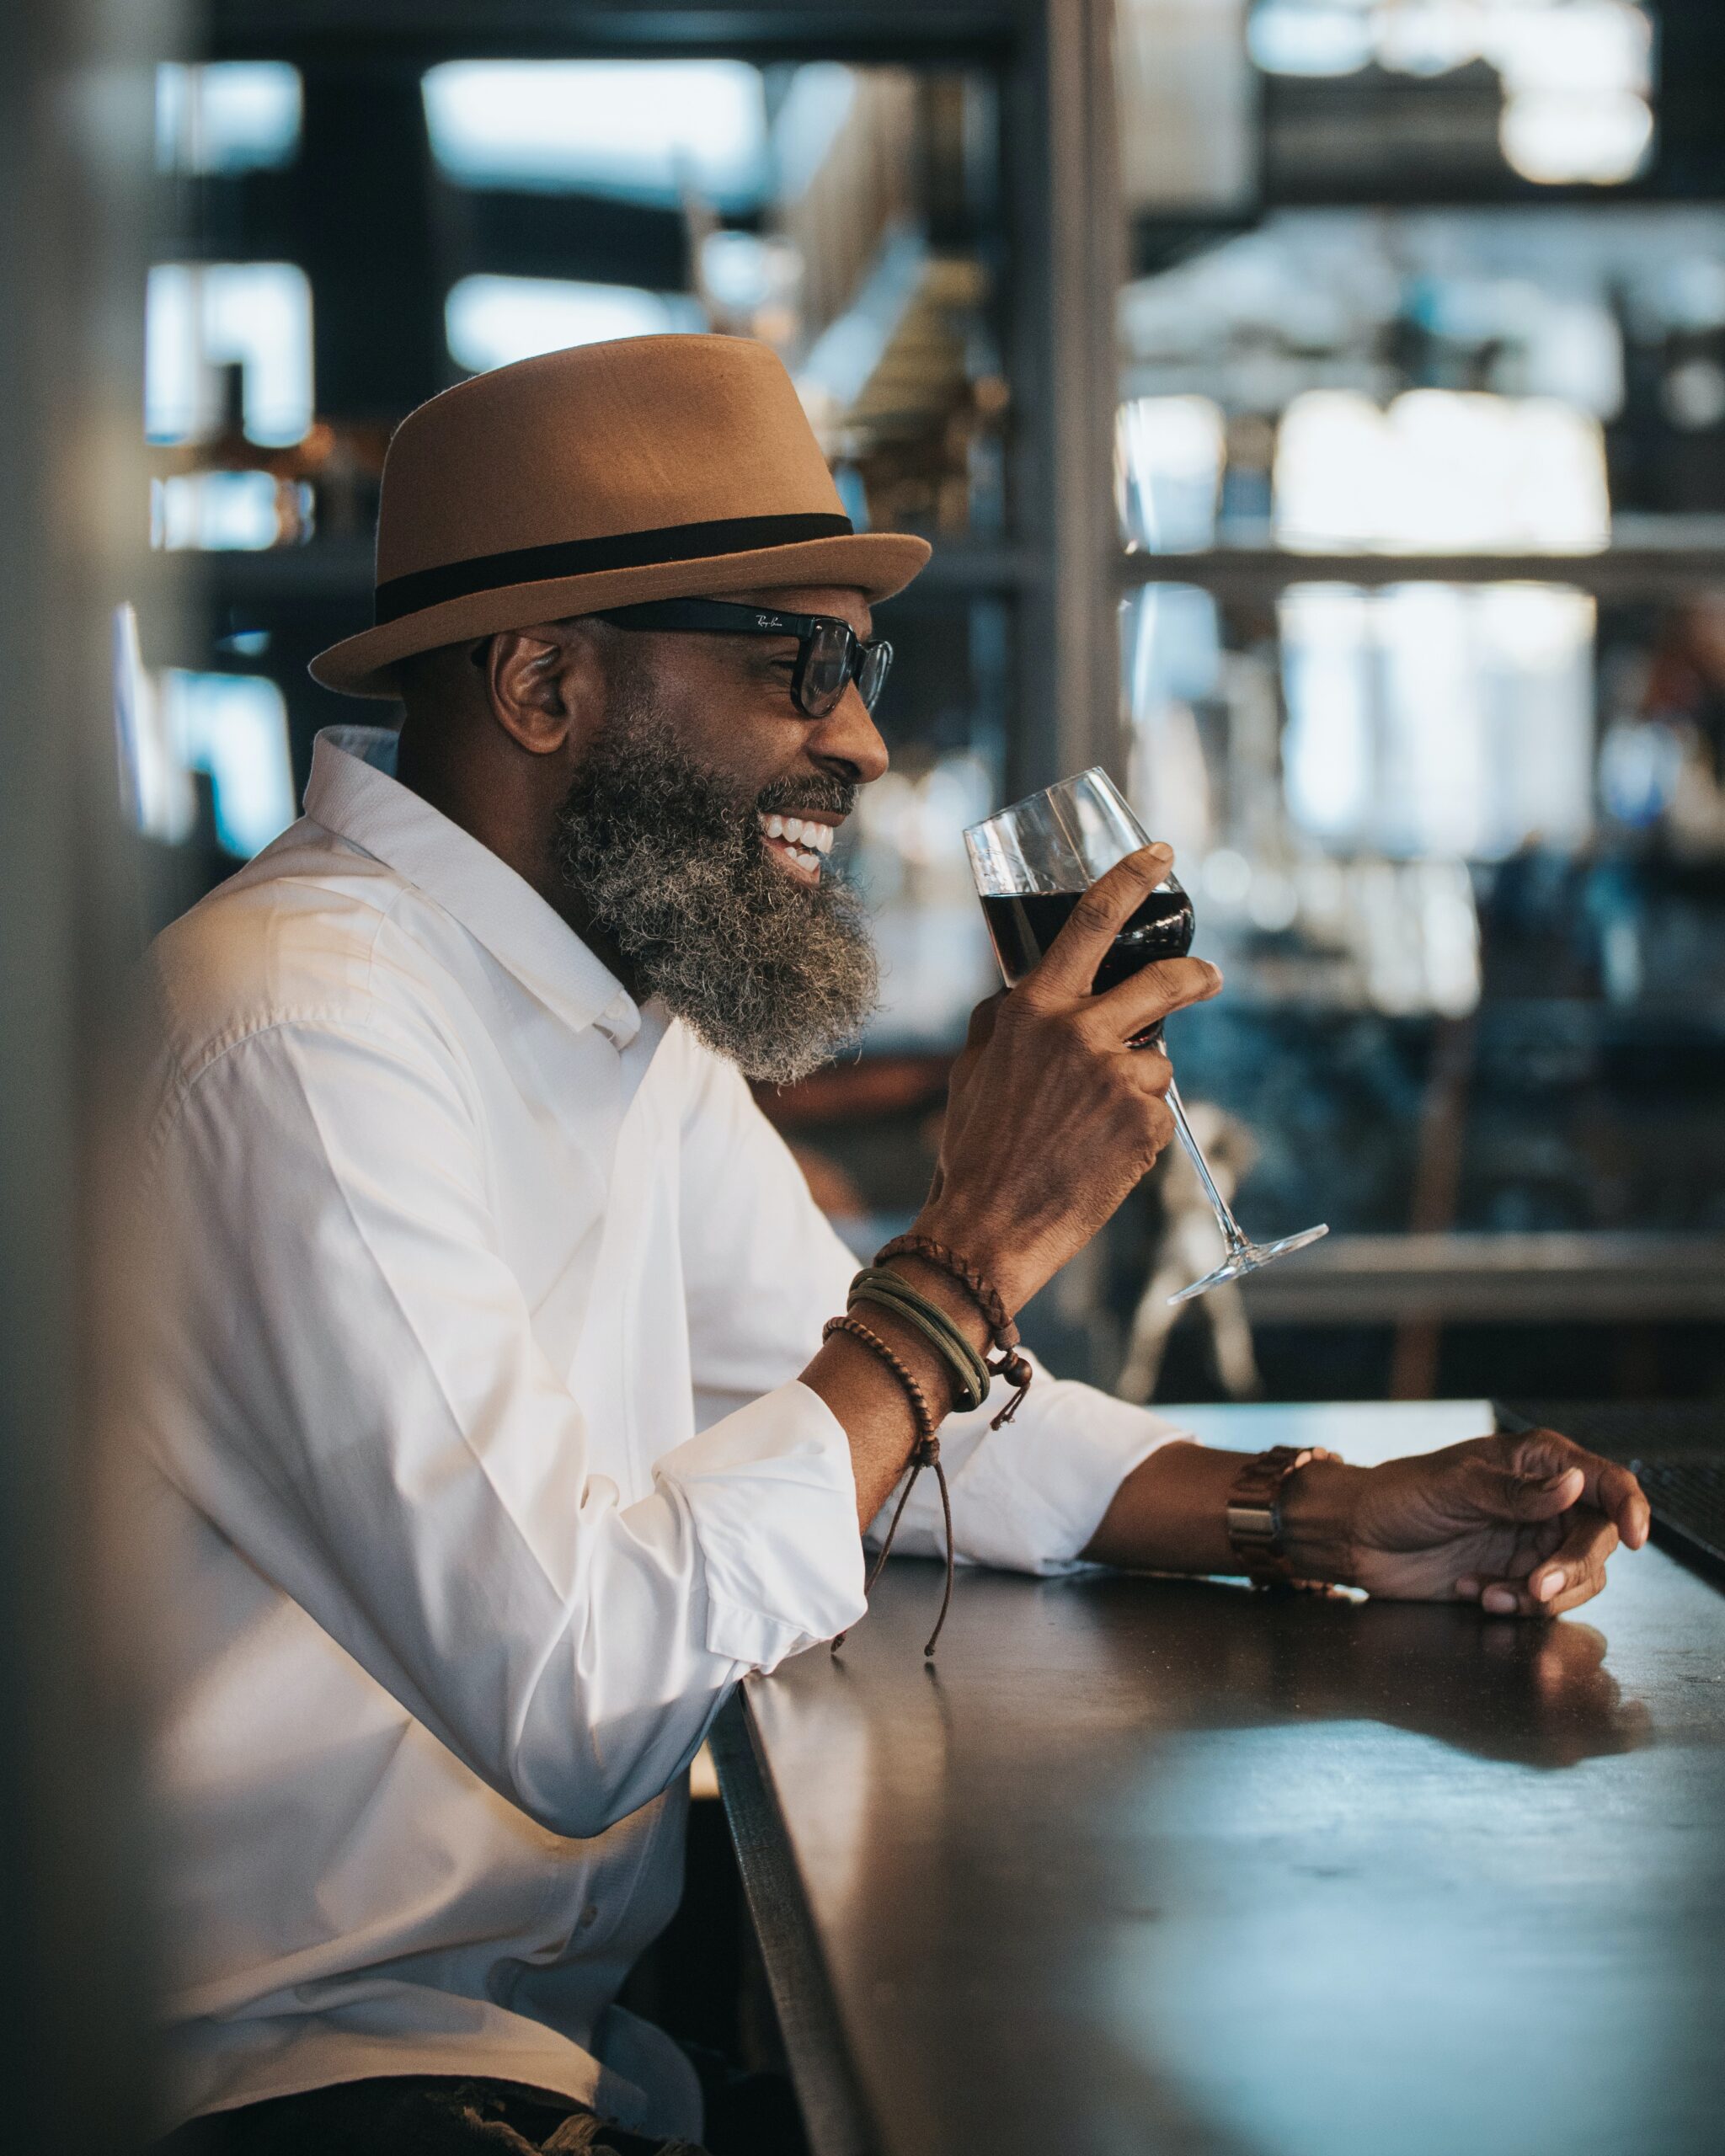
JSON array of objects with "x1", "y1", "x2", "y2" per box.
[
  {"x1": 823, "y1": 1314, "x2": 955, "y2": 1658},
  {"x1": 846, "y1": 1265, "x2": 990, "y2": 1413},
  {"x1": 874, "y1": 1233, "x2": 1033, "y2": 1428}
]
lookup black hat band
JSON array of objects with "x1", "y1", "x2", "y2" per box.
[{"x1": 373, "y1": 512, "x2": 856, "y2": 627}]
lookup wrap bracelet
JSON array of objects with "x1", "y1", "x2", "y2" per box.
[
  {"x1": 874, "y1": 1233, "x2": 1033, "y2": 1428},
  {"x1": 846, "y1": 1265, "x2": 990, "y2": 1413}
]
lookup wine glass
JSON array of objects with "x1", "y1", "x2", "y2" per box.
[{"x1": 964, "y1": 768, "x2": 1327, "y2": 1304}]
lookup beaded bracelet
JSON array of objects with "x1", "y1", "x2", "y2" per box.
[
  {"x1": 847, "y1": 1265, "x2": 990, "y2": 1413},
  {"x1": 874, "y1": 1233, "x2": 1034, "y2": 1428},
  {"x1": 822, "y1": 1313, "x2": 955, "y2": 1658}
]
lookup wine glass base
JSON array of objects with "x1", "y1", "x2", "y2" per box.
[{"x1": 1166, "y1": 1223, "x2": 1329, "y2": 1306}]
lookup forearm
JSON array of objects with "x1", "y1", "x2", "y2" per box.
[{"x1": 1081, "y1": 1440, "x2": 1365, "y2": 1582}]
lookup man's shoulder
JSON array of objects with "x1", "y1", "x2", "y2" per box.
[{"x1": 145, "y1": 819, "x2": 450, "y2": 1081}]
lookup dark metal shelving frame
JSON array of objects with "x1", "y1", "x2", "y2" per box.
[{"x1": 201, "y1": 0, "x2": 1126, "y2": 798}]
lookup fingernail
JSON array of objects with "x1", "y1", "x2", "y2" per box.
[
  {"x1": 1482, "y1": 1585, "x2": 1517, "y2": 1614},
  {"x1": 1535, "y1": 1570, "x2": 1562, "y2": 1601}
]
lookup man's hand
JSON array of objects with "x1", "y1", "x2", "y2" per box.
[
  {"x1": 1289, "y1": 1428, "x2": 1652, "y2": 1616},
  {"x1": 916, "y1": 844, "x2": 1220, "y2": 1314}
]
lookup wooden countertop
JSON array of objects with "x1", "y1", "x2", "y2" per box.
[{"x1": 713, "y1": 1401, "x2": 1725, "y2": 2156}]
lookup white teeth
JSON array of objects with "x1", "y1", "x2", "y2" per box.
[{"x1": 758, "y1": 811, "x2": 836, "y2": 869}]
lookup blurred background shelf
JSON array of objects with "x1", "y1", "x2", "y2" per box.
[
  {"x1": 1235, "y1": 1230, "x2": 1725, "y2": 1324},
  {"x1": 1122, "y1": 516, "x2": 1725, "y2": 599}
]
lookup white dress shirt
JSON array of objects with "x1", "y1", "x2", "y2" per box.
[{"x1": 130, "y1": 726, "x2": 1187, "y2": 2139}]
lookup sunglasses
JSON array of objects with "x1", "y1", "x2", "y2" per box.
[{"x1": 594, "y1": 598, "x2": 893, "y2": 721}]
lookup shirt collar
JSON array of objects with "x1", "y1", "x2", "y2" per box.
[{"x1": 303, "y1": 725, "x2": 640, "y2": 1047}]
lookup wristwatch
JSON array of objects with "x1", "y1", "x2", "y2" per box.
[{"x1": 1226, "y1": 1444, "x2": 1341, "y2": 1588}]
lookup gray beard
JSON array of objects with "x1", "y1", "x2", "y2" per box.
[{"x1": 551, "y1": 686, "x2": 879, "y2": 1084}]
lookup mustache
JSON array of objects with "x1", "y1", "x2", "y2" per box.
[{"x1": 754, "y1": 772, "x2": 859, "y2": 821}]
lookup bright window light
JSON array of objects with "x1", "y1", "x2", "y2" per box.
[
  {"x1": 1280, "y1": 579, "x2": 1594, "y2": 861},
  {"x1": 1116, "y1": 397, "x2": 1226, "y2": 552},
  {"x1": 445, "y1": 276, "x2": 700, "y2": 375},
  {"x1": 1250, "y1": 0, "x2": 1658, "y2": 188},
  {"x1": 150, "y1": 472, "x2": 312, "y2": 552},
  {"x1": 156, "y1": 62, "x2": 302, "y2": 174},
  {"x1": 1248, "y1": 6, "x2": 1375, "y2": 77},
  {"x1": 1500, "y1": 90, "x2": 1653, "y2": 184},
  {"x1": 1374, "y1": 6, "x2": 1483, "y2": 77},
  {"x1": 1375, "y1": 584, "x2": 1492, "y2": 857},
  {"x1": 160, "y1": 671, "x2": 297, "y2": 859},
  {"x1": 1274, "y1": 389, "x2": 1610, "y2": 553},
  {"x1": 1391, "y1": 391, "x2": 1610, "y2": 552},
  {"x1": 1279, "y1": 584, "x2": 1377, "y2": 843},
  {"x1": 1272, "y1": 391, "x2": 1391, "y2": 552},
  {"x1": 146, "y1": 262, "x2": 314, "y2": 446},
  {"x1": 1475, "y1": 584, "x2": 1596, "y2": 853},
  {"x1": 1487, "y1": 2, "x2": 1651, "y2": 99},
  {"x1": 1124, "y1": 583, "x2": 1222, "y2": 709},
  {"x1": 423, "y1": 61, "x2": 768, "y2": 207}
]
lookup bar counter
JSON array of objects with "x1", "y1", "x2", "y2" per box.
[{"x1": 712, "y1": 1401, "x2": 1725, "y2": 2156}]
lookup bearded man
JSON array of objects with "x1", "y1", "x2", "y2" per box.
[{"x1": 133, "y1": 338, "x2": 1648, "y2": 2156}]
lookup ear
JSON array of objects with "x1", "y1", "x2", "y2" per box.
[{"x1": 483, "y1": 625, "x2": 605, "y2": 759}]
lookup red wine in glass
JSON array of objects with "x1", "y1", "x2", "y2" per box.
[
  {"x1": 965, "y1": 769, "x2": 1326, "y2": 1305},
  {"x1": 980, "y1": 886, "x2": 1196, "y2": 1046}
]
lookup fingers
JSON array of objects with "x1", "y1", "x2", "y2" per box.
[
  {"x1": 1090, "y1": 955, "x2": 1222, "y2": 1043},
  {"x1": 1503, "y1": 1428, "x2": 1651, "y2": 1550},
  {"x1": 1456, "y1": 1457, "x2": 1586, "y2": 1528},
  {"x1": 1028, "y1": 845, "x2": 1175, "y2": 999},
  {"x1": 1471, "y1": 1508, "x2": 1621, "y2": 1618}
]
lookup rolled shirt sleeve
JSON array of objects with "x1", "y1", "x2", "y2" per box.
[
  {"x1": 673, "y1": 1049, "x2": 1193, "y2": 1577},
  {"x1": 654, "y1": 1381, "x2": 864, "y2": 1668},
  {"x1": 859, "y1": 1356, "x2": 1191, "y2": 1574},
  {"x1": 140, "y1": 1014, "x2": 863, "y2": 1847}
]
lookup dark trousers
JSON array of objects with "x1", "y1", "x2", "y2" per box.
[
  {"x1": 152, "y1": 2077, "x2": 707, "y2": 2156},
  {"x1": 152, "y1": 2059, "x2": 809, "y2": 2156}
]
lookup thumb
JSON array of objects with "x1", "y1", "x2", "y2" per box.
[{"x1": 1457, "y1": 1460, "x2": 1583, "y2": 1526}]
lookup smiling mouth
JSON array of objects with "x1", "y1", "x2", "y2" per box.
[{"x1": 757, "y1": 811, "x2": 836, "y2": 883}]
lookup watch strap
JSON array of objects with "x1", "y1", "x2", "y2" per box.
[{"x1": 1226, "y1": 1444, "x2": 1341, "y2": 1588}]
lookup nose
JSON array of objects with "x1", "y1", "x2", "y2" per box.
[{"x1": 808, "y1": 678, "x2": 889, "y2": 786}]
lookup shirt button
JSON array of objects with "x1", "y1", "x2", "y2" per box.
[{"x1": 579, "y1": 1903, "x2": 600, "y2": 1929}]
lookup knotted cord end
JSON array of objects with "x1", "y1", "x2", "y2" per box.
[{"x1": 988, "y1": 1348, "x2": 1034, "y2": 1429}]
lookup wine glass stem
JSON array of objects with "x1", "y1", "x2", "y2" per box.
[{"x1": 1165, "y1": 1076, "x2": 1251, "y2": 1254}]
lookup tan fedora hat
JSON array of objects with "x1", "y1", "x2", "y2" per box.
[{"x1": 310, "y1": 334, "x2": 931, "y2": 697}]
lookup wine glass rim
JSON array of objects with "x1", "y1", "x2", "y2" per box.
[{"x1": 963, "y1": 765, "x2": 1121, "y2": 840}]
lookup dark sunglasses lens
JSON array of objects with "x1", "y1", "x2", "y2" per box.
[
  {"x1": 799, "y1": 624, "x2": 852, "y2": 717},
  {"x1": 857, "y1": 641, "x2": 892, "y2": 711}
]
